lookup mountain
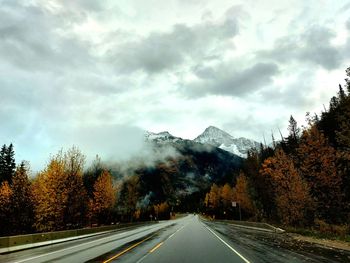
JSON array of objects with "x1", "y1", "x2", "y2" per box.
[
  {"x1": 145, "y1": 126, "x2": 260, "y2": 158},
  {"x1": 194, "y1": 126, "x2": 260, "y2": 158},
  {"x1": 113, "y1": 127, "x2": 259, "y2": 213},
  {"x1": 145, "y1": 131, "x2": 181, "y2": 143}
]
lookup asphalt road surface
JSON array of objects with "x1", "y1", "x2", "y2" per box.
[{"x1": 1, "y1": 215, "x2": 349, "y2": 263}]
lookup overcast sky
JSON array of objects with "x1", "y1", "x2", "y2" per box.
[{"x1": 1, "y1": 0, "x2": 350, "y2": 170}]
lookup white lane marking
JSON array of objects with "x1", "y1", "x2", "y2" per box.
[
  {"x1": 167, "y1": 223, "x2": 187, "y2": 240},
  {"x1": 203, "y1": 224, "x2": 251, "y2": 263},
  {"x1": 13, "y1": 223, "x2": 171, "y2": 263},
  {"x1": 135, "y1": 254, "x2": 148, "y2": 263},
  {"x1": 136, "y1": 221, "x2": 190, "y2": 263}
]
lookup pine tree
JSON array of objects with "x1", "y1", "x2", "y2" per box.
[
  {"x1": 0, "y1": 145, "x2": 6, "y2": 183},
  {"x1": 118, "y1": 175, "x2": 140, "y2": 221},
  {"x1": 0, "y1": 144, "x2": 16, "y2": 184},
  {"x1": 83, "y1": 155, "x2": 105, "y2": 198},
  {"x1": 10, "y1": 161, "x2": 35, "y2": 234},
  {"x1": 283, "y1": 116, "x2": 300, "y2": 155},
  {"x1": 244, "y1": 150, "x2": 274, "y2": 219}
]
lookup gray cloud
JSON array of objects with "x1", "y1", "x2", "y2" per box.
[
  {"x1": 0, "y1": 1, "x2": 94, "y2": 73},
  {"x1": 106, "y1": 14, "x2": 239, "y2": 74},
  {"x1": 0, "y1": 0, "x2": 348, "y2": 171},
  {"x1": 185, "y1": 62, "x2": 279, "y2": 97},
  {"x1": 257, "y1": 26, "x2": 343, "y2": 70},
  {"x1": 257, "y1": 70, "x2": 317, "y2": 109}
]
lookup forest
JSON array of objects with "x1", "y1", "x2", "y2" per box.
[
  {"x1": 0, "y1": 67, "x2": 349, "y2": 237},
  {"x1": 204, "y1": 67, "x2": 350, "y2": 236}
]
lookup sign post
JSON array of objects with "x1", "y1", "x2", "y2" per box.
[{"x1": 232, "y1": 201, "x2": 241, "y2": 221}]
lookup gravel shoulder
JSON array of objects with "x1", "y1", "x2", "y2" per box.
[{"x1": 204, "y1": 220, "x2": 350, "y2": 263}]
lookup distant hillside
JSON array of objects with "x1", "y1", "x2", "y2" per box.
[{"x1": 114, "y1": 133, "x2": 243, "y2": 213}]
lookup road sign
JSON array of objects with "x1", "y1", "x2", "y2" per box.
[{"x1": 232, "y1": 201, "x2": 237, "y2": 207}]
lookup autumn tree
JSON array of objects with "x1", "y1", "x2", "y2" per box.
[
  {"x1": 154, "y1": 202, "x2": 170, "y2": 220},
  {"x1": 220, "y1": 183, "x2": 233, "y2": 210},
  {"x1": 0, "y1": 181, "x2": 12, "y2": 235},
  {"x1": 297, "y1": 126, "x2": 343, "y2": 223},
  {"x1": 83, "y1": 155, "x2": 105, "y2": 198},
  {"x1": 90, "y1": 170, "x2": 116, "y2": 224},
  {"x1": 33, "y1": 147, "x2": 88, "y2": 231},
  {"x1": 118, "y1": 175, "x2": 140, "y2": 221},
  {"x1": 243, "y1": 149, "x2": 275, "y2": 219},
  {"x1": 260, "y1": 149, "x2": 311, "y2": 226},
  {"x1": 10, "y1": 161, "x2": 35, "y2": 234},
  {"x1": 204, "y1": 184, "x2": 220, "y2": 216},
  {"x1": 232, "y1": 173, "x2": 256, "y2": 218}
]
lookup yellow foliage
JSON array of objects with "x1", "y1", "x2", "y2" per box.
[
  {"x1": 0, "y1": 181, "x2": 12, "y2": 210},
  {"x1": 32, "y1": 147, "x2": 88, "y2": 231},
  {"x1": 260, "y1": 149, "x2": 311, "y2": 225},
  {"x1": 232, "y1": 173, "x2": 255, "y2": 215},
  {"x1": 90, "y1": 170, "x2": 116, "y2": 223},
  {"x1": 220, "y1": 183, "x2": 233, "y2": 208},
  {"x1": 205, "y1": 184, "x2": 220, "y2": 209}
]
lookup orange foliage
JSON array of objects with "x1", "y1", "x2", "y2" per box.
[
  {"x1": 220, "y1": 183, "x2": 233, "y2": 208},
  {"x1": 297, "y1": 126, "x2": 342, "y2": 221},
  {"x1": 260, "y1": 149, "x2": 311, "y2": 226},
  {"x1": 0, "y1": 181, "x2": 12, "y2": 213},
  {"x1": 232, "y1": 173, "x2": 255, "y2": 215},
  {"x1": 204, "y1": 184, "x2": 220, "y2": 210},
  {"x1": 32, "y1": 147, "x2": 88, "y2": 231},
  {"x1": 90, "y1": 170, "x2": 116, "y2": 223},
  {"x1": 154, "y1": 202, "x2": 170, "y2": 219}
]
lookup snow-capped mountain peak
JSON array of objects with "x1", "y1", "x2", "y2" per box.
[
  {"x1": 194, "y1": 126, "x2": 234, "y2": 146},
  {"x1": 194, "y1": 126, "x2": 260, "y2": 158},
  {"x1": 145, "y1": 126, "x2": 260, "y2": 158},
  {"x1": 145, "y1": 131, "x2": 180, "y2": 143}
]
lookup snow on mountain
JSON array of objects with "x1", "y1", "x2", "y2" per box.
[
  {"x1": 194, "y1": 126, "x2": 260, "y2": 158},
  {"x1": 145, "y1": 131, "x2": 181, "y2": 143},
  {"x1": 145, "y1": 126, "x2": 260, "y2": 158}
]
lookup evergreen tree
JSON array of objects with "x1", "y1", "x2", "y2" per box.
[
  {"x1": 0, "y1": 144, "x2": 16, "y2": 184},
  {"x1": 10, "y1": 161, "x2": 35, "y2": 234},
  {"x1": 83, "y1": 155, "x2": 105, "y2": 198},
  {"x1": 283, "y1": 116, "x2": 300, "y2": 155}
]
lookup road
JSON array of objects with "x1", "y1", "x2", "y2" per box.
[{"x1": 1, "y1": 215, "x2": 349, "y2": 263}]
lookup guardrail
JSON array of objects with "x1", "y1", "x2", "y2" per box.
[
  {"x1": 0, "y1": 221, "x2": 156, "y2": 253},
  {"x1": 201, "y1": 216, "x2": 285, "y2": 233}
]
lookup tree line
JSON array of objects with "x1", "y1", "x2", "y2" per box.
[
  {"x1": 204, "y1": 67, "x2": 350, "y2": 233},
  {"x1": 0, "y1": 147, "x2": 171, "y2": 236}
]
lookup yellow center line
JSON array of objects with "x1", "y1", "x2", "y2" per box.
[
  {"x1": 103, "y1": 233, "x2": 157, "y2": 263},
  {"x1": 149, "y1": 242, "x2": 163, "y2": 253}
]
